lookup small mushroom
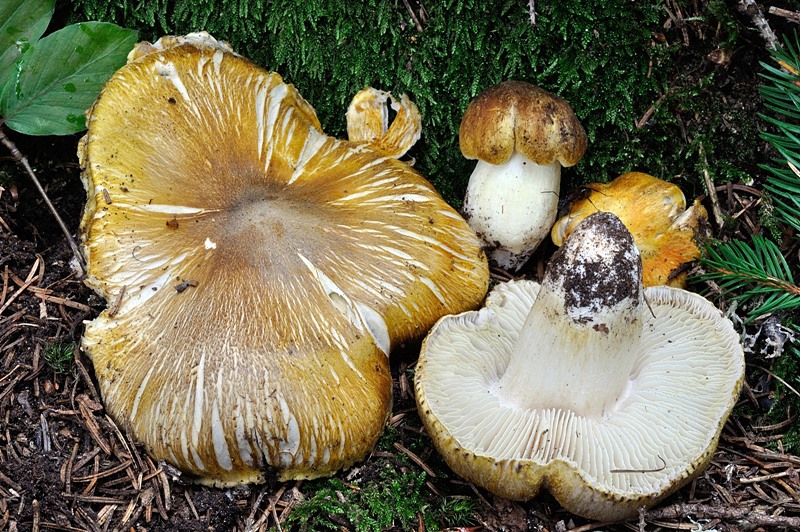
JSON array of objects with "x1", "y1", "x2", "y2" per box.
[
  {"x1": 80, "y1": 33, "x2": 489, "y2": 486},
  {"x1": 415, "y1": 212, "x2": 744, "y2": 521},
  {"x1": 551, "y1": 171, "x2": 708, "y2": 287},
  {"x1": 460, "y1": 80, "x2": 587, "y2": 270}
]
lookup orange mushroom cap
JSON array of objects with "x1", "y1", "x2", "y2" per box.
[{"x1": 551, "y1": 172, "x2": 707, "y2": 287}]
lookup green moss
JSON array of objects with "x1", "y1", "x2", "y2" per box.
[
  {"x1": 43, "y1": 341, "x2": 75, "y2": 374},
  {"x1": 284, "y1": 463, "x2": 437, "y2": 531},
  {"x1": 68, "y1": 0, "x2": 668, "y2": 205}
]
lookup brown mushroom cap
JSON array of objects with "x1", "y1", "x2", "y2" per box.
[
  {"x1": 459, "y1": 80, "x2": 588, "y2": 167},
  {"x1": 79, "y1": 33, "x2": 489, "y2": 486}
]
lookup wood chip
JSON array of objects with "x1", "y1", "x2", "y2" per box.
[{"x1": 0, "y1": 257, "x2": 41, "y2": 315}]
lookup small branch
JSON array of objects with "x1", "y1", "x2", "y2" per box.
[
  {"x1": 528, "y1": 0, "x2": 536, "y2": 26},
  {"x1": 737, "y1": 0, "x2": 779, "y2": 50},
  {"x1": 698, "y1": 144, "x2": 725, "y2": 229},
  {"x1": 769, "y1": 6, "x2": 800, "y2": 25},
  {"x1": 645, "y1": 502, "x2": 800, "y2": 529},
  {"x1": 635, "y1": 93, "x2": 667, "y2": 129},
  {"x1": 0, "y1": 126, "x2": 86, "y2": 276},
  {"x1": 402, "y1": 0, "x2": 424, "y2": 32},
  {"x1": 752, "y1": 363, "x2": 800, "y2": 400}
]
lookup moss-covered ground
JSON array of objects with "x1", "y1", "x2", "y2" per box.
[{"x1": 0, "y1": 1, "x2": 798, "y2": 530}]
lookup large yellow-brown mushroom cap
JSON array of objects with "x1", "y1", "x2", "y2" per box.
[{"x1": 79, "y1": 33, "x2": 488, "y2": 486}]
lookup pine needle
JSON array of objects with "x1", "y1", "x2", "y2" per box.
[
  {"x1": 759, "y1": 32, "x2": 800, "y2": 232},
  {"x1": 701, "y1": 237, "x2": 800, "y2": 322}
]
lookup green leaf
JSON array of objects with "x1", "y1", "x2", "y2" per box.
[
  {"x1": 0, "y1": 22, "x2": 137, "y2": 135},
  {"x1": 0, "y1": 0, "x2": 54, "y2": 83}
]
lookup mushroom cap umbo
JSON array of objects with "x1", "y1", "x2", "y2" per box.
[
  {"x1": 79, "y1": 33, "x2": 489, "y2": 486},
  {"x1": 551, "y1": 171, "x2": 708, "y2": 288},
  {"x1": 459, "y1": 80, "x2": 587, "y2": 167},
  {"x1": 415, "y1": 212, "x2": 744, "y2": 521}
]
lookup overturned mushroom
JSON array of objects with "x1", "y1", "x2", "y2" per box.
[
  {"x1": 79, "y1": 33, "x2": 489, "y2": 486},
  {"x1": 552, "y1": 171, "x2": 707, "y2": 287},
  {"x1": 415, "y1": 212, "x2": 744, "y2": 521},
  {"x1": 460, "y1": 80, "x2": 587, "y2": 270}
]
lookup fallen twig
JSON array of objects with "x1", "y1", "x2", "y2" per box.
[
  {"x1": 738, "y1": 0, "x2": 780, "y2": 50},
  {"x1": 636, "y1": 93, "x2": 668, "y2": 129},
  {"x1": 0, "y1": 127, "x2": 85, "y2": 275},
  {"x1": 393, "y1": 442, "x2": 438, "y2": 477},
  {"x1": 646, "y1": 501, "x2": 800, "y2": 528},
  {"x1": 0, "y1": 257, "x2": 41, "y2": 315},
  {"x1": 698, "y1": 145, "x2": 725, "y2": 229},
  {"x1": 769, "y1": 6, "x2": 800, "y2": 25}
]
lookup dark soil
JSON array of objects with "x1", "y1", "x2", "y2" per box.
[{"x1": 2, "y1": 3, "x2": 800, "y2": 532}]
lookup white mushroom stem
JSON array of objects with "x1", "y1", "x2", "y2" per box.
[
  {"x1": 462, "y1": 152, "x2": 560, "y2": 270},
  {"x1": 494, "y1": 212, "x2": 644, "y2": 417}
]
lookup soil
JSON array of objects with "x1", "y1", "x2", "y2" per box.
[{"x1": 2, "y1": 3, "x2": 800, "y2": 532}]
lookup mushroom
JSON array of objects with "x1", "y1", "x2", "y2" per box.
[
  {"x1": 459, "y1": 80, "x2": 588, "y2": 270},
  {"x1": 79, "y1": 32, "x2": 489, "y2": 486},
  {"x1": 414, "y1": 212, "x2": 744, "y2": 521},
  {"x1": 551, "y1": 171, "x2": 708, "y2": 287}
]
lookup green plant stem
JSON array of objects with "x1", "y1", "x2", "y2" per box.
[{"x1": 0, "y1": 125, "x2": 86, "y2": 275}]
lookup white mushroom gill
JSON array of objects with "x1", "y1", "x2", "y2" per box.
[
  {"x1": 422, "y1": 281, "x2": 742, "y2": 489},
  {"x1": 415, "y1": 212, "x2": 744, "y2": 520}
]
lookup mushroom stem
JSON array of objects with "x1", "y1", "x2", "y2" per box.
[
  {"x1": 494, "y1": 212, "x2": 644, "y2": 417},
  {"x1": 462, "y1": 152, "x2": 560, "y2": 270}
]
